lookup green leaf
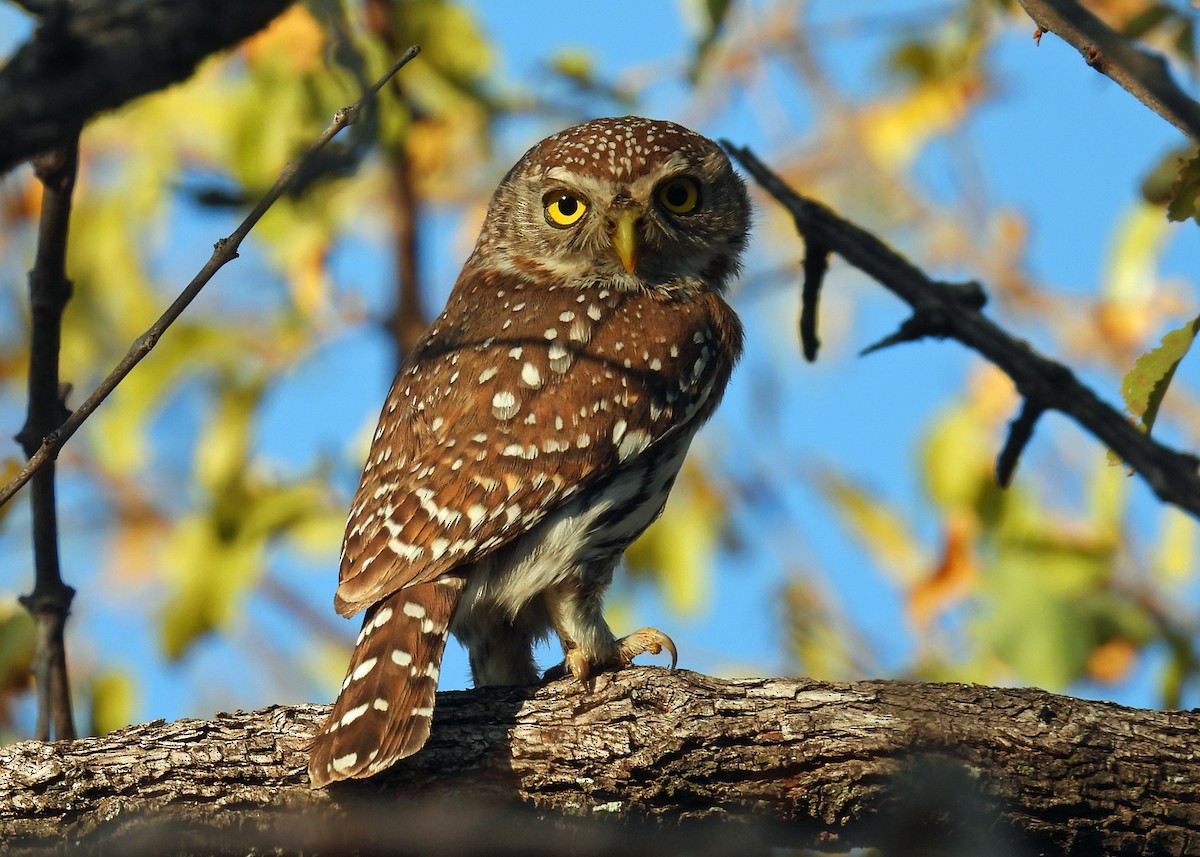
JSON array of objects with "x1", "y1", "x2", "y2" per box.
[
  {"x1": 1120, "y1": 314, "x2": 1200, "y2": 434},
  {"x1": 1166, "y1": 150, "x2": 1200, "y2": 224}
]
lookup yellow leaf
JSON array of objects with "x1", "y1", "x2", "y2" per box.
[
  {"x1": 88, "y1": 670, "x2": 137, "y2": 736},
  {"x1": 858, "y1": 76, "x2": 978, "y2": 173},
  {"x1": 624, "y1": 464, "x2": 722, "y2": 615},
  {"x1": 819, "y1": 470, "x2": 925, "y2": 585},
  {"x1": 1154, "y1": 506, "x2": 1195, "y2": 584}
]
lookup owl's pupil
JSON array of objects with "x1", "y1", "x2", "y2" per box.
[
  {"x1": 557, "y1": 196, "x2": 578, "y2": 216},
  {"x1": 665, "y1": 184, "x2": 689, "y2": 207}
]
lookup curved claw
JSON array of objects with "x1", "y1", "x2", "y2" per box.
[{"x1": 616, "y1": 627, "x2": 678, "y2": 670}]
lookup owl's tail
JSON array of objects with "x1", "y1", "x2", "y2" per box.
[{"x1": 308, "y1": 577, "x2": 464, "y2": 788}]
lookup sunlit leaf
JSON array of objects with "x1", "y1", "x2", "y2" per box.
[
  {"x1": 908, "y1": 514, "x2": 976, "y2": 629},
  {"x1": 160, "y1": 513, "x2": 266, "y2": 660},
  {"x1": 1167, "y1": 150, "x2": 1200, "y2": 224},
  {"x1": 1153, "y1": 507, "x2": 1195, "y2": 585},
  {"x1": 1120, "y1": 314, "x2": 1200, "y2": 434},
  {"x1": 194, "y1": 381, "x2": 261, "y2": 494},
  {"x1": 819, "y1": 470, "x2": 925, "y2": 585},
  {"x1": 624, "y1": 465, "x2": 722, "y2": 615},
  {"x1": 88, "y1": 670, "x2": 137, "y2": 736},
  {"x1": 0, "y1": 599, "x2": 34, "y2": 696}
]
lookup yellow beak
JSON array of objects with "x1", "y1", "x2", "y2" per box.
[{"x1": 611, "y1": 210, "x2": 640, "y2": 274}]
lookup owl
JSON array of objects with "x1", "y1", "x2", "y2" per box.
[{"x1": 308, "y1": 116, "x2": 750, "y2": 787}]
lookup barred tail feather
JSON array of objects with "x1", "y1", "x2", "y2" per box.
[{"x1": 308, "y1": 577, "x2": 464, "y2": 788}]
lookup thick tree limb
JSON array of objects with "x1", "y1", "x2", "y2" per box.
[
  {"x1": 724, "y1": 143, "x2": 1200, "y2": 519},
  {"x1": 1015, "y1": 0, "x2": 1200, "y2": 142},
  {"x1": 0, "y1": 669, "x2": 1197, "y2": 855},
  {"x1": 0, "y1": 0, "x2": 295, "y2": 175}
]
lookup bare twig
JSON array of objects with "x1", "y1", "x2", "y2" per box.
[
  {"x1": 1015, "y1": 0, "x2": 1200, "y2": 141},
  {"x1": 17, "y1": 138, "x2": 81, "y2": 741},
  {"x1": 724, "y1": 143, "x2": 1200, "y2": 517},
  {"x1": 0, "y1": 47, "x2": 422, "y2": 512},
  {"x1": 799, "y1": 239, "x2": 828, "y2": 362}
]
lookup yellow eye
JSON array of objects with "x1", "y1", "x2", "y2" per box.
[
  {"x1": 657, "y1": 177, "x2": 701, "y2": 215},
  {"x1": 544, "y1": 192, "x2": 588, "y2": 227}
]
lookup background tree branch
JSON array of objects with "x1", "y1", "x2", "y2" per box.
[
  {"x1": 16, "y1": 138, "x2": 80, "y2": 742},
  {"x1": 0, "y1": 0, "x2": 294, "y2": 174},
  {"x1": 1015, "y1": 0, "x2": 1200, "y2": 142},
  {"x1": 1, "y1": 669, "x2": 1196, "y2": 855},
  {"x1": 724, "y1": 143, "x2": 1200, "y2": 519},
  {"x1": 0, "y1": 47, "x2": 422, "y2": 512}
]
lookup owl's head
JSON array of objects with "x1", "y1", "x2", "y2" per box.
[{"x1": 473, "y1": 116, "x2": 750, "y2": 294}]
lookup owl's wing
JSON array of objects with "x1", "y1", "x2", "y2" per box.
[{"x1": 333, "y1": 279, "x2": 741, "y2": 617}]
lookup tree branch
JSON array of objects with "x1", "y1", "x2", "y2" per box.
[
  {"x1": 723, "y1": 143, "x2": 1200, "y2": 518},
  {"x1": 16, "y1": 138, "x2": 80, "y2": 742},
  {"x1": 0, "y1": 669, "x2": 1196, "y2": 855},
  {"x1": 0, "y1": 0, "x2": 296, "y2": 174},
  {"x1": 0, "y1": 47, "x2": 422, "y2": 513},
  {"x1": 1015, "y1": 0, "x2": 1200, "y2": 142}
]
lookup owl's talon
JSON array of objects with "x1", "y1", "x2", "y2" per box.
[
  {"x1": 564, "y1": 648, "x2": 591, "y2": 682},
  {"x1": 616, "y1": 627, "x2": 678, "y2": 670}
]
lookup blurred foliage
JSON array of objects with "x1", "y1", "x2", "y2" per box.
[{"x1": 0, "y1": 0, "x2": 1197, "y2": 740}]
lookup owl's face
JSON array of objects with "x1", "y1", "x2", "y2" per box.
[{"x1": 473, "y1": 116, "x2": 750, "y2": 293}]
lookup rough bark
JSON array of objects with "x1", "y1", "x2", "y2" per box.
[
  {"x1": 0, "y1": 0, "x2": 293, "y2": 175},
  {"x1": 1, "y1": 668, "x2": 1197, "y2": 856}
]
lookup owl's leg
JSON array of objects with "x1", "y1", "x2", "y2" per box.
[
  {"x1": 455, "y1": 603, "x2": 543, "y2": 687},
  {"x1": 544, "y1": 570, "x2": 677, "y2": 682}
]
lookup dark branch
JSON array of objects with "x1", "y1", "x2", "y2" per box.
[
  {"x1": 1, "y1": 670, "x2": 1197, "y2": 856},
  {"x1": 997, "y1": 399, "x2": 1046, "y2": 487},
  {"x1": 724, "y1": 143, "x2": 1200, "y2": 515},
  {"x1": 1015, "y1": 0, "x2": 1200, "y2": 141},
  {"x1": 16, "y1": 138, "x2": 80, "y2": 741},
  {"x1": 0, "y1": 47, "x2": 423, "y2": 512},
  {"x1": 799, "y1": 238, "x2": 828, "y2": 362},
  {"x1": 0, "y1": 0, "x2": 295, "y2": 174}
]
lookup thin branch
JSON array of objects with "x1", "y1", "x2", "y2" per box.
[
  {"x1": 0, "y1": 47, "x2": 422, "y2": 512},
  {"x1": 1015, "y1": 0, "x2": 1200, "y2": 142},
  {"x1": 724, "y1": 143, "x2": 1200, "y2": 516},
  {"x1": 17, "y1": 137, "x2": 80, "y2": 741}
]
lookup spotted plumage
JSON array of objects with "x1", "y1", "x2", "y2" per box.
[{"x1": 308, "y1": 116, "x2": 749, "y2": 787}]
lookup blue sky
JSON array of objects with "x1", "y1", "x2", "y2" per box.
[{"x1": 1, "y1": 1, "x2": 1198, "y2": 732}]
